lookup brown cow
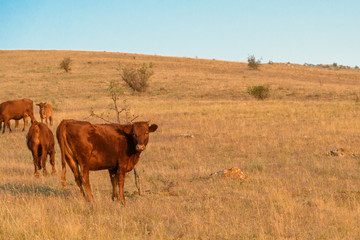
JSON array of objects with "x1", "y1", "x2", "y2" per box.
[
  {"x1": 0, "y1": 99, "x2": 35, "y2": 133},
  {"x1": 36, "y1": 102, "x2": 53, "y2": 125},
  {"x1": 56, "y1": 119, "x2": 157, "y2": 203},
  {"x1": 26, "y1": 121, "x2": 56, "y2": 177}
]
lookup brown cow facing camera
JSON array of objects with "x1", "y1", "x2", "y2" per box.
[
  {"x1": 0, "y1": 98, "x2": 35, "y2": 133},
  {"x1": 27, "y1": 121, "x2": 56, "y2": 177},
  {"x1": 36, "y1": 102, "x2": 53, "y2": 125},
  {"x1": 57, "y1": 119, "x2": 158, "y2": 204}
]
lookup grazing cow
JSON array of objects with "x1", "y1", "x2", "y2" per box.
[
  {"x1": 36, "y1": 102, "x2": 53, "y2": 125},
  {"x1": 26, "y1": 121, "x2": 56, "y2": 177},
  {"x1": 0, "y1": 99, "x2": 35, "y2": 133},
  {"x1": 57, "y1": 119, "x2": 158, "y2": 203}
]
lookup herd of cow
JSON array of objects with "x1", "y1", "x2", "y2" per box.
[{"x1": 1, "y1": 98, "x2": 158, "y2": 204}]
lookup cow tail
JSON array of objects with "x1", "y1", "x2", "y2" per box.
[
  {"x1": 57, "y1": 121, "x2": 68, "y2": 188},
  {"x1": 62, "y1": 130, "x2": 87, "y2": 199}
]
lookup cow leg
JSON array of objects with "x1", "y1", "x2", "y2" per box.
[
  {"x1": 22, "y1": 118, "x2": 26, "y2": 131},
  {"x1": 118, "y1": 170, "x2": 126, "y2": 205},
  {"x1": 109, "y1": 168, "x2": 119, "y2": 201},
  {"x1": 15, "y1": 120, "x2": 19, "y2": 129},
  {"x1": 31, "y1": 147, "x2": 40, "y2": 177},
  {"x1": 41, "y1": 117, "x2": 44, "y2": 123},
  {"x1": 81, "y1": 167, "x2": 94, "y2": 202},
  {"x1": 2, "y1": 120, "x2": 5, "y2": 133},
  {"x1": 3, "y1": 119, "x2": 11, "y2": 133},
  {"x1": 40, "y1": 145, "x2": 48, "y2": 176},
  {"x1": 49, "y1": 150, "x2": 56, "y2": 174},
  {"x1": 45, "y1": 117, "x2": 48, "y2": 125},
  {"x1": 50, "y1": 116, "x2": 53, "y2": 126}
]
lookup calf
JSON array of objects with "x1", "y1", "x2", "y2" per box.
[
  {"x1": 0, "y1": 99, "x2": 35, "y2": 133},
  {"x1": 27, "y1": 121, "x2": 56, "y2": 177},
  {"x1": 57, "y1": 119, "x2": 157, "y2": 203},
  {"x1": 36, "y1": 102, "x2": 53, "y2": 125}
]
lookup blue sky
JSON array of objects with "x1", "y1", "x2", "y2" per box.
[{"x1": 1, "y1": 0, "x2": 359, "y2": 66}]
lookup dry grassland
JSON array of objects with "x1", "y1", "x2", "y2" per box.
[{"x1": 1, "y1": 50, "x2": 360, "y2": 239}]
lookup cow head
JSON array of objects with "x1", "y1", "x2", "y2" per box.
[
  {"x1": 36, "y1": 103, "x2": 47, "y2": 117},
  {"x1": 123, "y1": 122, "x2": 158, "y2": 152},
  {"x1": 27, "y1": 121, "x2": 40, "y2": 143}
]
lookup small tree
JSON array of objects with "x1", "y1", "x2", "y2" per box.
[
  {"x1": 89, "y1": 80, "x2": 142, "y2": 195},
  {"x1": 120, "y1": 63, "x2": 154, "y2": 92},
  {"x1": 247, "y1": 85, "x2": 270, "y2": 100},
  {"x1": 248, "y1": 55, "x2": 261, "y2": 70},
  {"x1": 60, "y1": 57, "x2": 72, "y2": 72}
]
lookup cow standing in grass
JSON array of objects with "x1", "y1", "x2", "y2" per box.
[
  {"x1": 56, "y1": 119, "x2": 157, "y2": 204},
  {"x1": 27, "y1": 121, "x2": 56, "y2": 177},
  {"x1": 0, "y1": 99, "x2": 35, "y2": 133}
]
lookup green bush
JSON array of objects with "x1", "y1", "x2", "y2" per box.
[
  {"x1": 247, "y1": 85, "x2": 270, "y2": 100},
  {"x1": 247, "y1": 55, "x2": 261, "y2": 70},
  {"x1": 119, "y1": 63, "x2": 154, "y2": 92}
]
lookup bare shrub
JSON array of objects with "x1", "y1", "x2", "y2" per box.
[
  {"x1": 119, "y1": 63, "x2": 154, "y2": 92},
  {"x1": 59, "y1": 57, "x2": 72, "y2": 72},
  {"x1": 248, "y1": 55, "x2": 261, "y2": 70},
  {"x1": 247, "y1": 85, "x2": 270, "y2": 100},
  {"x1": 89, "y1": 79, "x2": 141, "y2": 194}
]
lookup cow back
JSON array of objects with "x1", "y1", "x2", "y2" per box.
[{"x1": 1, "y1": 98, "x2": 34, "y2": 120}]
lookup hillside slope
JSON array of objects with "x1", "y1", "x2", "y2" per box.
[{"x1": 1, "y1": 50, "x2": 360, "y2": 239}]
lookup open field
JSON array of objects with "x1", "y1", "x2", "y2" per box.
[{"x1": 1, "y1": 50, "x2": 360, "y2": 239}]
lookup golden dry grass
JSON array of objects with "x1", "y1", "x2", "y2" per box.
[{"x1": 1, "y1": 50, "x2": 360, "y2": 239}]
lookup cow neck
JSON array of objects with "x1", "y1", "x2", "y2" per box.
[
  {"x1": 127, "y1": 152, "x2": 141, "y2": 171},
  {"x1": 124, "y1": 134, "x2": 141, "y2": 171}
]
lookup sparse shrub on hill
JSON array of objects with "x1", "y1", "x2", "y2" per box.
[
  {"x1": 247, "y1": 55, "x2": 261, "y2": 70},
  {"x1": 59, "y1": 57, "x2": 72, "y2": 72},
  {"x1": 89, "y1": 79, "x2": 142, "y2": 194},
  {"x1": 119, "y1": 63, "x2": 154, "y2": 92},
  {"x1": 247, "y1": 85, "x2": 270, "y2": 100}
]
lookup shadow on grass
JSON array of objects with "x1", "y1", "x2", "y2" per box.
[{"x1": 0, "y1": 182, "x2": 72, "y2": 198}]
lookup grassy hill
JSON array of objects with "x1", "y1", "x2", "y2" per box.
[{"x1": 1, "y1": 50, "x2": 360, "y2": 239}]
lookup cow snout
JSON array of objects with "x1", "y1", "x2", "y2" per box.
[{"x1": 136, "y1": 144, "x2": 146, "y2": 152}]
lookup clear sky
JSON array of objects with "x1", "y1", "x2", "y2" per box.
[{"x1": 1, "y1": 0, "x2": 359, "y2": 66}]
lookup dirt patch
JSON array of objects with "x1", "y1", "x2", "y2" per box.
[
  {"x1": 211, "y1": 167, "x2": 246, "y2": 181},
  {"x1": 327, "y1": 148, "x2": 356, "y2": 157}
]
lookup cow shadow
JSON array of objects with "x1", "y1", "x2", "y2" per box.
[{"x1": 0, "y1": 182, "x2": 71, "y2": 198}]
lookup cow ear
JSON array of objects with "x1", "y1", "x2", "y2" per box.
[
  {"x1": 36, "y1": 103, "x2": 40, "y2": 106},
  {"x1": 149, "y1": 124, "x2": 158, "y2": 132},
  {"x1": 122, "y1": 125, "x2": 133, "y2": 134}
]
